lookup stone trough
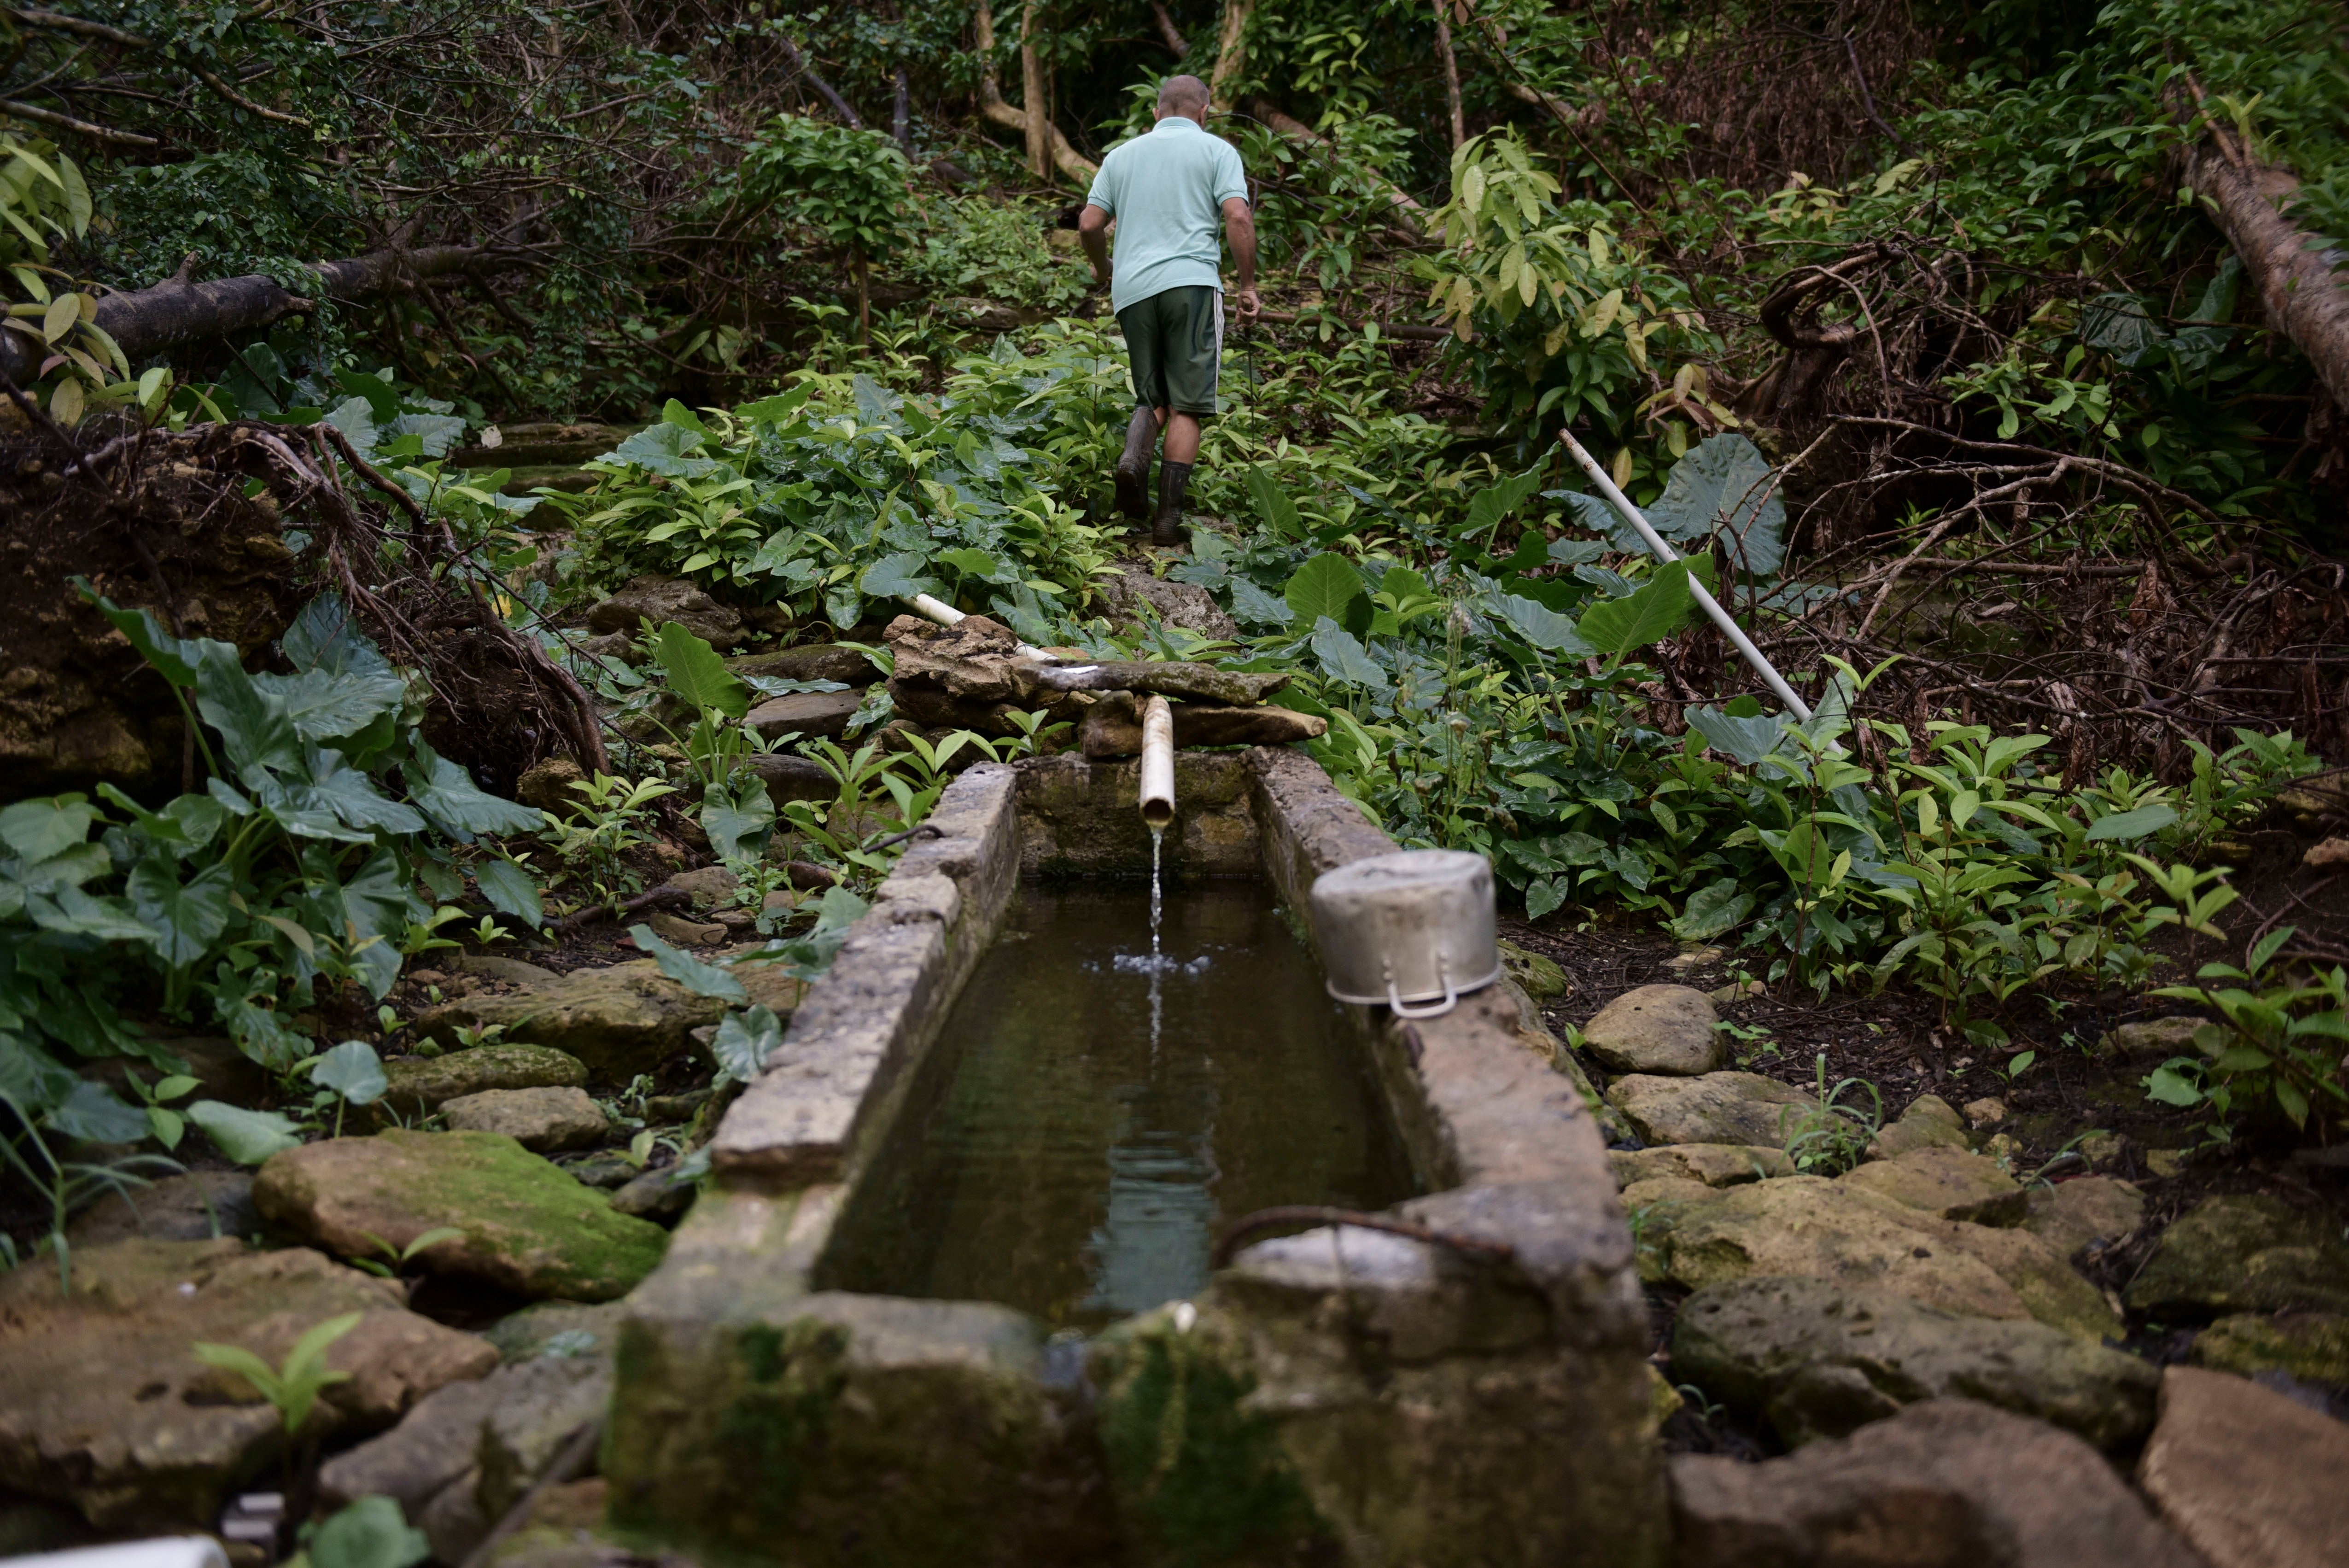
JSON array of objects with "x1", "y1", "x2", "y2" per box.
[{"x1": 603, "y1": 748, "x2": 1665, "y2": 1566}]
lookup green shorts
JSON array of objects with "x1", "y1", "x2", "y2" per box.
[{"x1": 1118, "y1": 285, "x2": 1223, "y2": 417}]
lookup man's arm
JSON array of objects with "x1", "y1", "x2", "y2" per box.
[
  {"x1": 1220, "y1": 195, "x2": 1260, "y2": 319},
  {"x1": 1079, "y1": 202, "x2": 1113, "y2": 290}
]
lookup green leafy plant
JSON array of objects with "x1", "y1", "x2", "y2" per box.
[
  {"x1": 537, "y1": 773, "x2": 677, "y2": 913},
  {"x1": 348, "y1": 1227, "x2": 465, "y2": 1279},
  {"x1": 738, "y1": 114, "x2": 911, "y2": 342},
  {"x1": 1779, "y1": 1055, "x2": 1885, "y2": 1176},
  {"x1": 293, "y1": 1494, "x2": 431, "y2": 1568},
  {"x1": 0, "y1": 591, "x2": 538, "y2": 1158},
  {"x1": 2143, "y1": 927, "x2": 2349, "y2": 1134},
  {"x1": 192, "y1": 1311, "x2": 365, "y2": 1435}
]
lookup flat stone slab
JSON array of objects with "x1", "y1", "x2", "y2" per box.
[
  {"x1": 440, "y1": 1087, "x2": 610, "y2": 1152},
  {"x1": 2124, "y1": 1194, "x2": 2349, "y2": 1317},
  {"x1": 1609, "y1": 1144, "x2": 1792, "y2": 1189},
  {"x1": 728, "y1": 643, "x2": 875, "y2": 686},
  {"x1": 415, "y1": 960, "x2": 801, "y2": 1082},
  {"x1": 255, "y1": 1130, "x2": 669, "y2": 1302},
  {"x1": 381, "y1": 1043, "x2": 587, "y2": 1115},
  {"x1": 746, "y1": 687, "x2": 865, "y2": 740},
  {"x1": 0, "y1": 1238, "x2": 495, "y2": 1530},
  {"x1": 2139, "y1": 1366, "x2": 2349, "y2": 1568},
  {"x1": 1606, "y1": 1071, "x2": 1819, "y2": 1147},
  {"x1": 1671, "y1": 1398, "x2": 2206, "y2": 1568},
  {"x1": 1642, "y1": 1175, "x2": 2121, "y2": 1340},
  {"x1": 1672, "y1": 1276, "x2": 2159, "y2": 1449},
  {"x1": 1581, "y1": 984, "x2": 1725, "y2": 1076},
  {"x1": 1840, "y1": 1146, "x2": 2026, "y2": 1226},
  {"x1": 2024, "y1": 1176, "x2": 2144, "y2": 1259}
]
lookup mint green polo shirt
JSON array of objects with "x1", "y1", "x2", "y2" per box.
[{"x1": 1083, "y1": 116, "x2": 1249, "y2": 315}]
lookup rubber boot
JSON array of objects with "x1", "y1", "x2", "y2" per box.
[
  {"x1": 1153, "y1": 460, "x2": 1193, "y2": 548},
  {"x1": 1114, "y1": 406, "x2": 1157, "y2": 521}
]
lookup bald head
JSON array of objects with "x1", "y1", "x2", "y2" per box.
[{"x1": 1157, "y1": 74, "x2": 1210, "y2": 120}]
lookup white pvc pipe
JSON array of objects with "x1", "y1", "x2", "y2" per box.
[
  {"x1": 1138, "y1": 695, "x2": 1175, "y2": 829},
  {"x1": 903, "y1": 593, "x2": 1062, "y2": 664},
  {"x1": 5, "y1": 1540, "x2": 230, "y2": 1568},
  {"x1": 1556, "y1": 429, "x2": 1813, "y2": 722}
]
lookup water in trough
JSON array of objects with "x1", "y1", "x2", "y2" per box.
[{"x1": 818, "y1": 879, "x2": 1419, "y2": 1329}]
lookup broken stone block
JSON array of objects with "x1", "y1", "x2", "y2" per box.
[
  {"x1": 1607, "y1": 1143, "x2": 1792, "y2": 1189},
  {"x1": 478, "y1": 1356, "x2": 611, "y2": 1518},
  {"x1": 1605, "y1": 1071, "x2": 1818, "y2": 1147},
  {"x1": 585, "y1": 577, "x2": 744, "y2": 649},
  {"x1": 2138, "y1": 1365, "x2": 2349, "y2": 1568},
  {"x1": 439, "y1": 1087, "x2": 610, "y2": 1153},
  {"x1": 745, "y1": 686, "x2": 864, "y2": 740},
  {"x1": 380, "y1": 1044, "x2": 588, "y2": 1116},
  {"x1": 1641, "y1": 1176, "x2": 2120, "y2": 1339},
  {"x1": 0, "y1": 1238, "x2": 495, "y2": 1530},
  {"x1": 2024, "y1": 1176, "x2": 2144, "y2": 1260},
  {"x1": 412, "y1": 960, "x2": 796, "y2": 1081},
  {"x1": 1076, "y1": 692, "x2": 1326, "y2": 757},
  {"x1": 727, "y1": 643, "x2": 875, "y2": 686},
  {"x1": 1670, "y1": 1398, "x2": 2204, "y2": 1568},
  {"x1": 1866, "y1": 1093, "x2": 1970, "y2": 1159},
  {"x1": 318, "y1": 1371, "x2": 503, "y2": 1516},
  {"x1": 1671, "y1": 1276, "x2": 2159, "y2": 1449}
]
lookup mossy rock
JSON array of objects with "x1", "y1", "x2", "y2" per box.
[
  {"x1": 1497, "y1": 939, "x2": 1567, "y2": 1000},
  {"x1": 2191, "y1": 1311, "x2": 2349, "y2": 1386},
  {"x1": 1089, "y1": 1305, "x2": 1332, "y2": 1566},
  {"x1": 2123, "y1": 1194, "x2": 2349, "y2": 1318},
  {"x1": 605, "y1": 1293, "x2": 1116, "y2": 1566},
  {"x1": 380, "y1": 1043, "x2": 586, "y2": 1115},
  {"x1": 253, "y1": 1130, "x2": 667, "y2": 1302}
]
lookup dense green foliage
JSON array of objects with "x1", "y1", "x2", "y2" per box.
[{"x1": 6, "y1": 0, "x2": 2349, "y2": 1230}]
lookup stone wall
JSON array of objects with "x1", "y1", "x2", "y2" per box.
[{"x1": 605, "y1": 748, "x2": 1666, "y2": 1567}]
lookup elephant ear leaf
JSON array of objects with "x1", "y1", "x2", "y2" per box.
[
  {"x1": 1645, "y1": 434, "x2": 1786, "y2": 578},
  {"x1": 654, "y1": 622, "x2": 748, "y2": 718},
  {"x1": 1284, "y1": 553, "x2": 1365, "y2": 627},
  {"x1": 1577, "y1": 559, "x2": 1699, "y2": 655}
]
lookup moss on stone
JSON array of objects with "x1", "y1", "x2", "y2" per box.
[
  {"x1": 1092, "y1": 1307, "x2": 1332, "y2": 1567},
  {"x1": 607, "y1": 1296, "x2": 1115, "y2": 1568},
  {"x1": 2192, "y1": 1310, "x2": 2349, "y2": 1386},
  {"x1": 253, "y1": 1130, "x2": 667, "y2": 1301}
]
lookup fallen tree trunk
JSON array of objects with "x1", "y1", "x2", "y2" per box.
[
  {"x1": 0, "y1": 244, "x2": 520, "y2": 386},
  {"x1": 2182, "y1": 126, "x2": 2349, "y2": 415}
]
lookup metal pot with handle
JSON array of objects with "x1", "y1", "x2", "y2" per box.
[{"x1": 1309, "y1": 849, "x2": 1501, "y2": 1018}]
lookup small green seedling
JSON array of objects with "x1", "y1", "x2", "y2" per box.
[
  {"x1": 192, "y1": 1311, "x2": 364, "y2": 1434},
  {"x1": 350, "y1": 1227, "x2": 465, "y2": 1278}
]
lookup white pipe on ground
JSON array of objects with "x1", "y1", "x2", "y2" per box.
[
  {"x1": 6, "y1": 1541, "x2": 230, "y2": 1568},
  {"x1": 902, "y1": 593, "x2": 1067, "y2": 665},
  {"x1": 1139, "y1": 695, "x2": 1175, "y2": 829},
  {"x1": 1555, "y1": 428, "x2": 1814, "y2": 722},
  {"x1": 909, "y1": 593, "x2": 964, "y2": 627}
]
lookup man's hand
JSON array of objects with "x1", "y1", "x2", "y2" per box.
[
  {"x1": 1220, "y1": 196, "x2": 1260, "y2": 323},
  {"x1": 1077, "y1": 203, "x2": 1114, "y2": 292}
]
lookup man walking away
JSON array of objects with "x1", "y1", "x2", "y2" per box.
[{"x1": 1078, "y1": 73, "x2": 1259, "y2": 547}]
